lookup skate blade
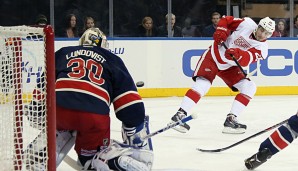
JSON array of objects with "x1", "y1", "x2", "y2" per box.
[
  {"x1": 172, "y1": 125, "x2": 188, "y2": 133},
  {"x1": 222, "y1": 127, "x2": 246, "y2": 134}
]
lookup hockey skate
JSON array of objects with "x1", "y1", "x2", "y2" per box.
[
  {"x1": 222, "y1": 114, "x2": 247, "y2": 134},
  {"x1": 244, "y1": 148, "x2": 272, "y2": 170},
  {"x1": 170, "y1": 108, "x2": 190, "y2": 133}
]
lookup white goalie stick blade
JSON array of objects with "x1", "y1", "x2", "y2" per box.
[
  {"x1": 63, "y1": 155, "x2": 82, "y2": 170},
  {"x1": 56, "y1": 136, "x2": 76, "y2": 167},
  {"x1": 56, "y1": 131, "x2": 76, "y2": 167}
]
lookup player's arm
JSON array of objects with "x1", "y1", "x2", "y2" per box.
[
  {"x1": 110, "y1": 57, "x2": 152, "y2": 150},
  {"x1": 213, "y1": 16, "x2": 244, "y2": 45},
  {"x1": 224, "y1": 47, "x2": 264, "y2": 67}
]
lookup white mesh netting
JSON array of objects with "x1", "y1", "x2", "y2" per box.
[{"x1": 0, "y1": 26, "x2": 49, "y2": 171}]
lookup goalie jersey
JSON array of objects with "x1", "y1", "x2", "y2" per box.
[{"x1": 54, "y1": 45, "x2": 145, "y2": 126}]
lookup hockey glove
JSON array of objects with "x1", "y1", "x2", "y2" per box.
[
  {"x1": 24, "y1": 100, "x2": 46, "y2": 130},
  {"x1": 122, "y1": 117, "x2": 152, "y2": 150},
  {"x1": 213, "y1": 27, "x2": 228, "y2": 45},
  {"x1": 225, "y1": 48, "x2": 250, "y2": 67}
]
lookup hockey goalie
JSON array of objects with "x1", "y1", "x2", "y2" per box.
[{"x1": 25, "y1": 27, "x2": 154, "y2": 170}]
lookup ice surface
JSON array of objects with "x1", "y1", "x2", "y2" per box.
[{"x1": 57, "y1": 95, "x2": 298, "y2": 171}]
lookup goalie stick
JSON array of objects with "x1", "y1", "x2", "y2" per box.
[
  {"x1": 133, "y1": 113, "x2": 198, "y2": 144},
  {"x1": 197, "y1": 118, "x2": 289, "y2": 152}
]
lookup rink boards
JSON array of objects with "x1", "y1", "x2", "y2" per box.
[{"x1": 1, "y1": 38, "x2": 297, "y2": 103}]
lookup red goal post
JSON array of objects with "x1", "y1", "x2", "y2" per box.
[{"x1": 0, "y1": 26, "x2": 56, "y2": 171}]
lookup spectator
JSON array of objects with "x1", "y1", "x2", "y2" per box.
[
  {"x1": 136, "y1": 16, "x2": 157, "y2": 37},
  {"x1": 202, "y1": 12, "x2": 221, "y2": 37},
  {"x1": 35, "y1": 14, "x2": 48, "y2": 26},
  {"x1": 294, "y1": 15, "x2": 298, "y2": 37},
  {"x1": 157, "y1": 13, "x2": 182, "y2": 37},
  {"x1": 80, "y1": 16, "x2": 96, "y2": 36},
  {"x1": 272, "y1": 19, "x2": 288, "y2": 37},
  {"x1": 181, "y1": 17, "x2": 201, "y2": 37},
  {"x1": 57, "y1": 13, "x2": 79, "y2": 38}
]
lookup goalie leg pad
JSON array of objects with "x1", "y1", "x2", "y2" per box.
[
  {"x1": 129, "y1": 148, "x2": 154, "y2": 170},
  {"x1": 93, "y1": 141, "x2": 133, "y2": 161},
  {"x1": 92, "y1": 140, "x2": 153, "y2": 171},
  {"x1": 81, "y1": 158, "x2": 110, "y2": 171},
  {"x1": 115, "y1": 155, "x2": 150, "y2": 171}
]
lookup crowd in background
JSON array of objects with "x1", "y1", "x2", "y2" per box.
[
  {"x1": 50, "y1": 12, "x2": 298, "y2": 38},
  {"x1": 1, "y1": 0, "x2": 298, "y2": 38}
]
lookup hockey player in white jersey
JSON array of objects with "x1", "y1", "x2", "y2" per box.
[{"x1": 170, "y1": 16, "x2": 275, "y2": 134}]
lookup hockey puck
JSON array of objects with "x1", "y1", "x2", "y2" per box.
[{"x1": 136, "y1": 81, "x2": 144, "y2": 87}]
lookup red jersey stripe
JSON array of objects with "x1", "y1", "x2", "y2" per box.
[
  {"x1": 269, "y1": 130, "x2": 289, "y2": 150},
  {"x1": 56, "y1": 78, "x2": 110, "y2": 105},
  {"x1": 113, "y1": 91, "x2": 142, "y2": 113}
]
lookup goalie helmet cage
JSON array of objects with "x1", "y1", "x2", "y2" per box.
[{"x1": 0, "y1": 26, "x2": 56, "y2": 171}]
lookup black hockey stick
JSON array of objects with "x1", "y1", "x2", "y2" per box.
[
  {"x1": 221, "y1": 43, "x2": 261, "y2": 78},
  {"x1": 221, "y1": 42, "x2": 247, "y2": 77},
  {"x1": 197, "y1": 118, "x2": 289, "y2": 152}
]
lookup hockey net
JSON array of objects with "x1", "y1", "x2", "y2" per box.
[{"x1": 0, "y1": 26, "x2": 55, "y2": 171}]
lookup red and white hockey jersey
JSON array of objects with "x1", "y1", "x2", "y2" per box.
[{"x1": 211, "y1": 16, "x2": 269, "y2": 70}]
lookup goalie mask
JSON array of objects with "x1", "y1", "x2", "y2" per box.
[{"x1": 79, "y1": 28, "x2": 109, "y2": 49}]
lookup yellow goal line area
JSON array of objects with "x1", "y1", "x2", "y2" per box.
[
  {"x1": 0, "y1": 86, "x2": 297, "y2": 104},
  {"x1": 0, "y1": 93, "x2": 33, "y2": 104},
  {"x1": 137, "y1": 86, "x2": 298, "y2": 98}
]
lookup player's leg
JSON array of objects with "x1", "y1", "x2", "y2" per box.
[
  {"x1": 169, "y1": 49, "x2": 216, "y2": 133},
  {"x1": 56, "y1": 106, "x2": 111, "y2": 170},
  {"x1": 219, "y1": 66, "x2": 256, "y2": 134},
  {"x1": 245, "y1": 113, "x2": 298, "y2": 170}
]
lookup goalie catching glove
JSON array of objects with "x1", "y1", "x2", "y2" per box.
[
  {"x1": 122, "y1": 115, "x2": 153, "y2": 150},
  {"x1": 24, "y1": 100, "x2": 46, "y2": 130}
]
